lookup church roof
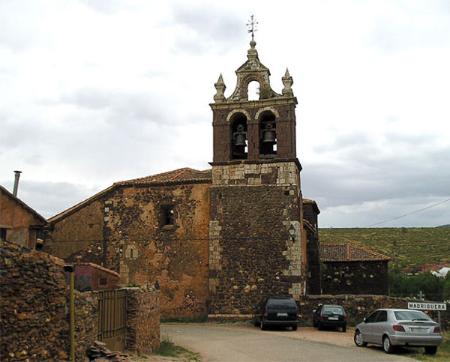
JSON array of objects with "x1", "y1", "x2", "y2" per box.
[
  {"x1": 115, "y1": 168, "x2": 211, "y2": 186},
  {"x1": 321, "y1": 243, "x2": 390, "y2": 262},
  {"x1": 48, "y1": 168, "x2": 211, "y2": 223}
]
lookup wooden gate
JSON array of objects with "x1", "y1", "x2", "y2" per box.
[{"x1": 97, "y1": 289, "x2": 127, "y2": 351}]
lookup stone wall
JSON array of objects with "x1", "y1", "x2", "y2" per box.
[
  {"x1": 47, "y1": 182, "x2": 210, "y2": 319},
  {"x1": 0, "y1": 241, "x2": 97, "y2": 361},
  {"x1": 211, "y1": 162, "x2": 300, "y2": 187},
  {"x1": 302, "y1": 295, "x2": 449, "y2": 328},
  {"x1": 321, "y1": 261, "x2": 389, "y2": 295},
  {"x1": 209, "y1": 161, "x2": 305, "y2": 314},
  {"x1": 125, "y1": 288, "x2": 160, "y2": 354},
  {"x1": 74, "y1": 291, "x2": 98, "y2": 360}
]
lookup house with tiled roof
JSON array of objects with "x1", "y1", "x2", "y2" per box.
[
  {"x1": 0, "y1": 185, "x2": 47, "y2": 249},
  {"x1": 45, "y1": 40, "x2": 323, "y2": 319},
  {"x1": 321, "y1": 243, "x2": 390, "y2": 295}
]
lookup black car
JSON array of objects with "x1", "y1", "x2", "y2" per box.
[
  {"x1": 313, "y1": 304, "x2": 347, "y2": 332},
  {"x1": 253, "y1": 296, "x2": 299, "y2": 331}
]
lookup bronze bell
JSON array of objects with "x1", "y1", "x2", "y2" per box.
[
  {"x1": 234, "y1": 124, "x2": 246, "y2": 146},
  {"x1": 234, "y1": 133, "x2": 246, "y2": 146},
  {"x1": 262, "y1": 124, "x2": 276, "y2": 143}
]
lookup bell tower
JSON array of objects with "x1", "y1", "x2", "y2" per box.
[{"x1": 208, "y1": 27, "x2": 305, "y2": 315}]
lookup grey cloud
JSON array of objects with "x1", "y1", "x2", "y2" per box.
[
  {"x1": 60, "y1": 87, "x2": 176, "y2": 126},
  {"x1": 368, "y1": 8, "x2": 450, "y2": 52},
  {"x1": 1, "y1": 85, "x2": 211, "y2": 185},
  {"x1": 320, "y1": 196, "x2": 450, "y2": 228},
  {"x1": 302, "y1": 130, "x2": 450, "y2": 227},
  {"x1": 313, "y1": 131, "x2": 372, "y2": 153},
  {"x1": 0, "y1": 179, "x2": 99, "y2": 218},
  {"x1": 79, "y1": 0, "x2": 124, "y2": 14},
  {"x1": 171, "y1": 3, "x2": 245, "y2": 54},
  {"x1": 303, "y1": 145, "x2": 450, "y2": 208}
]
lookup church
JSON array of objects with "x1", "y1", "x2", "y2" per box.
[{"x1": 45, "y1": 38, "x2": 321, "y2": 319}]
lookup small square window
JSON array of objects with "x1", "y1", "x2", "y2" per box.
[{"x1": 160, "y1": 205, "x2": 175, "y2": 226}]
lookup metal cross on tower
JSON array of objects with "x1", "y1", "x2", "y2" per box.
[{"x1": 246, "y1": 15, "x2": 258, "y2": 41}]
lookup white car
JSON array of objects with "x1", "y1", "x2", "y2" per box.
[{"x1": 354, "y1": 308, "x2": 443, "y2": 355}]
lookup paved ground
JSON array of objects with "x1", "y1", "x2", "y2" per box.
[{"x1": 161, "y1": 323, "x2": 418, "y2": 362}]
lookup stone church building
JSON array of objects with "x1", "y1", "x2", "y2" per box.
[{"x1": 45, "y1": 40, "x2": 321, "y2": 319}]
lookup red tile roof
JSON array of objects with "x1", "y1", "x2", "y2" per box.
[
  {"x1": 115, "y1": 168, "x2": 211, "y2": 186},
  {"x1": 321, "y1": 243, "x2": 390, "y2": 262},
  {"x1": 49, "y1": 168, "x2": 211, "y2": 223}
]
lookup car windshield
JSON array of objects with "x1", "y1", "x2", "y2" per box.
[
  {"x1": 267, "y1": 299, "x2": 296, "y2": 308},
  {"x1": 394, "y1": 310, "x2": 431, "y2": 321},
  {"x1": 323, "y1": 306, "x2": 344, "y2": 315}
]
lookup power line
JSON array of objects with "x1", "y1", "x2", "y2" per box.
[{"x1": 367, "y1": 197, "x2": 450, "y2": 227}]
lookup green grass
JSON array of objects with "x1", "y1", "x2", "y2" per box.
[
  {"x1": 410, "y1": 332, "x2": 450, "y2": 362},
  {"x1": 156, "y1": 337, "x2": 201, "y2": 361},
  {"x1": 319, "y1": 227, "x2": 450, "y2": 271}
]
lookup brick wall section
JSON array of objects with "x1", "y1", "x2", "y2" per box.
[
  {"x1": 125, "y1": 288, "x2": 160, "y2": 354},
  {"x1": 47, "y1": 182, "x2": 210, "y2": 319},
  {"x1": 302, "y1": 295, "x2": 449, "y2": 329},
  {"x1": 0, "y1": 241, "x2": 97, "y2": 361},
  {"x1": 321, "y1": 261, "x2": 388, "y2": 295},
  {"x1": 209, "y1": 161, "x2": 305, "y2": 314}
]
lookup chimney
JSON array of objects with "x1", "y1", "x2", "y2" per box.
[{"x1": 13, "y1": 170, "x2": 22, "y2": 197}]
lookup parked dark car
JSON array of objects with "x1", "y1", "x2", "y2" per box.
[
  {"x1": 354, "y1": 309, "x2": 442, "y2": 354},
  {"x1": 253, "y1": 296, "x2": 299, "y2": 331},
  {"x1": 313, "y1": 304, "x2": 347, "y2": 332}
]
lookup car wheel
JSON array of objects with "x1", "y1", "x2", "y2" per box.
[
  {"x1": 292, "y1": 324, "x2": 298, "y2": 331},
  {"x1": 254, "y1": 318, "x2": 260, "y2": 327},
  {"x1": 260, "y1": 320, "x2": 266, "y2": 330},
  {"x1": 383, "y1": 336, "x2": 394, "y2": 354},
  {"x1": 424, "y1": 346, "x2": 437, "y2": 355},
  {"x1": 354, "y1": 330, "x2": 367, "y2": 347}
]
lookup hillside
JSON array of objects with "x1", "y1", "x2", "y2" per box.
[{"x1": 319, "y1": 228, "x2": 450, "y2": 271}]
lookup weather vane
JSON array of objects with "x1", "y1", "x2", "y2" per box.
[{"x1": 246, "y1": 15, "x2": 258, "y2": 42}]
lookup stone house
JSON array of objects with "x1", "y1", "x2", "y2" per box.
[
  {"x1": 0, "y1": 185, "x2": 47, "y2": 249},
  {"x1": 45, "y1": 40, "x2": 322, "y2": 318},
  {"x1": 321, "y1": 243, "x2": 390, "y2": 295}
]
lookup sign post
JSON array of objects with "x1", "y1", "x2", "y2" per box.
[{"x1": 408, "y1": 302, "x2": 447, "y2": 327}]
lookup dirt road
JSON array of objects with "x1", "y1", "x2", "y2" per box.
[{"x1": 162, "y1": 323, "x2": 417, "y2": 362}]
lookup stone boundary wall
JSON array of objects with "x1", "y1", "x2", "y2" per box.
[
  {"x1": 0, "y1": 241, "x2": 97, "y2": 361},
  {"x1": 74, "y1": 291, "x2": 98, "y2": 359},
  {"x1": 302, "y1": 295, "x2": 449, "y2": 329},
  {"x1": 125, "y1": 287, "x2": 160, "y2": 354}
]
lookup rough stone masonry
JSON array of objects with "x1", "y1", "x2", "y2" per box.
[{"x1": 44, "y1": 40, "x2": 321, "y2": 319}]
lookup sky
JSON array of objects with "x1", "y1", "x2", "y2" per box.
[{"x1": 1, "y1": 0, "x2": 450, "y2": 227}]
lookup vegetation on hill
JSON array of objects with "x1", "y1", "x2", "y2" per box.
[{"x1": 319, "y1": 227, "x2": 450, "y2": 271}]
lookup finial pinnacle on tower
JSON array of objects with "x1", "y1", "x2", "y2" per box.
[{"x1": 246, "y1": 15, "x2": 258, "y2": 45}]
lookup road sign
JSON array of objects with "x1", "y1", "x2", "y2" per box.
[{"x1": 408, "y1": 302, "x2": 447, "y2": 311}]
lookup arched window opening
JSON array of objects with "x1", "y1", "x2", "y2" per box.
[
  {"x1": 259, "y1": 111, "x2": 277, "y2": 156},
  {"x1": 230, "y1": 113, "x2": 248, "y2": 160},
  {"x1": 247, "y1": 81, "x2": 260, "y2": 101}
]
